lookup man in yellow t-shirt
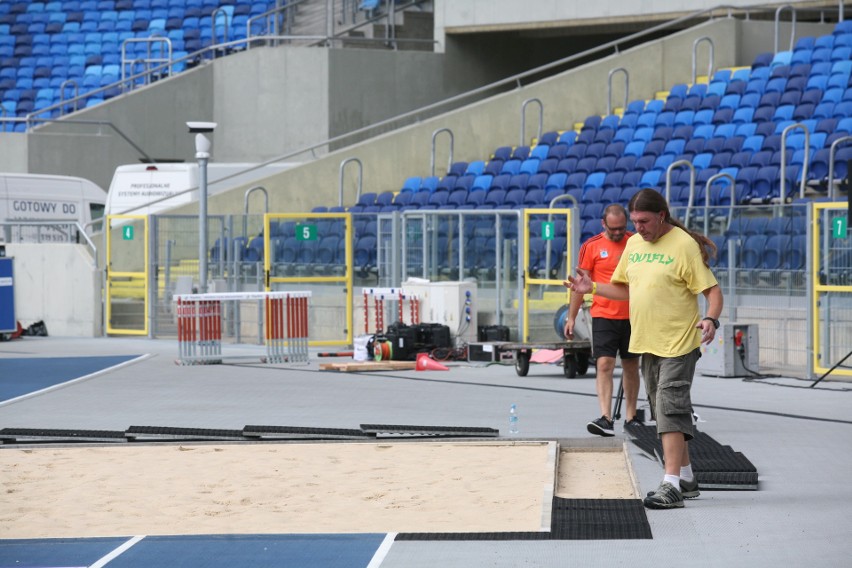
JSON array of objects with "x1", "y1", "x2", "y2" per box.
[{"x1": 564, "y1": 189, "x2": 723, "y2": 511}]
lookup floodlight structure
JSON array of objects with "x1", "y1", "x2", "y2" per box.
[{"x1": 188, "y1": 121, "x2": 217, "y2": 293}]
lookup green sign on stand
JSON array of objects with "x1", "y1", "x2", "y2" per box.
[
  {"x1": 122, "y1": 226, "x2": 134, "y2": 241},
  {"x1": 296, "y1": 224, "x2": 317, "y2": 241},
  {"x1": 541, "y1": 221, "x2": 554, "y2": 241},
  {"x1": 833, "y1": 216, "x2": 847, "y2": 239}
]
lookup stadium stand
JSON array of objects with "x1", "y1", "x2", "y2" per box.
[
  {"x1": 0, "y1": 0, "x2": 277, "y2": 122},
  {"x1": 4, "y1": 4, "x2": 845, "y2": 286},
  {"x1": 293, "y1": 20, "x2": 852, "y2": 282}
]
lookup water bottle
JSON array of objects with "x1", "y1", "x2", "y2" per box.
[{"x1": 509, "y1": 404, "x2": 519, "y2": 435}]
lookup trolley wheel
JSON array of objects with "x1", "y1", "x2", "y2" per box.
[
  {"x1": 577, "y1": 352, "x2": 590, "y2": 376},
  {"x1": 563, "y1": 354, "x2": 578, "y2": 378},
  {"x1": 515, "y1": 350, "x2": 530, "y2": 377}
]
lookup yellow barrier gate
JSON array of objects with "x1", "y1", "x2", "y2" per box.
[
  {"x1": 106, "y1": 214, "x2": 148, "y2": 335},
  {"x1": 263, "y1": 212, "x2": 353, "y2": 347},
  {"x1": 812, "y1": 202, "x2": 852, "y2": 378},
  {"x1": 521, "y1": 207, "x2": 576, "y2": 343}
]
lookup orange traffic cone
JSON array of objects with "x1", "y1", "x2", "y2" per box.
[{"x1": 416, "y1": 352, "x2": 449, "y2": 371}]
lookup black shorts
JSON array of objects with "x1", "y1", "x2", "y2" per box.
[{"x1": 592, "y1": 318, "x2": 640, "y2": 360}]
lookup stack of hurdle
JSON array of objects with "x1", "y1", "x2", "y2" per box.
[
  {"x1": 361, "y1": 287, "x2": 420, "y2": 334},
  {"x1": 175, "y1": 291, "x2": 311, "y2": 365}
]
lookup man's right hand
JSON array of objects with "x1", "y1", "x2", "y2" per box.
[
  {"x1": 563, "y1": 267, "x2": 593, "y2": 295},
  {"x1": 563, "y1": 317, "x2": 575, "y2": 339}
]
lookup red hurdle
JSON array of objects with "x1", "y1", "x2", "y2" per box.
[{"x1": 175, "y1": 291, "x2": 311, "y2": 365}]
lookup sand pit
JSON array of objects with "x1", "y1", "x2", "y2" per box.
[{"x1": 0, "y1": 440, "x2": 636, "y2": 539}]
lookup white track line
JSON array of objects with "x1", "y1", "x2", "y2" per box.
[
  {"x1": 0, "y1": 353, "x2": 152, "y2": 407},
  {"x1": 366, "y1": 533, "x2": 396, "y2": 568},
  {"x1": 89, "y1": 535, "x2": 145, "y2": 568}
]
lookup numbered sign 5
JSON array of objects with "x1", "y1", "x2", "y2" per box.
[{"x1": 296, "y1": 224, "x2": 317, "y2": 241}]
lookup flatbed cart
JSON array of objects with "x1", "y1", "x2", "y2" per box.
[{"x1": 500, "y1": 340, "x2": 592, "y2": 378}]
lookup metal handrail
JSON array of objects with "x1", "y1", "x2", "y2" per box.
[
  {"x1": 0, "y1": 221, "x2": 98, "y2": 267},
  {"x1": 431, "y1": 128, "x2": 454, "y2": 177},
  {"x1": 665, "y1": 159, "x2": 696, "y2": 217},
  {"x1": 779, "y1": 122, "x2": 810, "y2": 204},
  {"x1": 520, "y1": 98, "x2": 543, "y2": 147},
  {"x1": 692, "y1": 37, "x2": 715, "y2": 84},
  {"x1": 244, "y1": 186, "x2": 269, "y2": 215},
  {"x1": 607, "y1": 68, "x2": 628, "y2": 116},
  {"x1": 701, "y1": 172, "x2": 735, "y2": 235},
  {"x1": 339, "y1": 157, "x2": 363, "y2": 207},
  {"x1": 211, "y1": 7, "x2": 231, "y2": 48},
  {"x1": 120, "y1": 37, "x2": 173, "y2": 87},
  {"x1": 827, "y1": 134, "x2": 852, "y2": 199},
  {"x1": 774, "y1": 4, "x2": 797, "y2": 54},
  {"x1": 59, "y1": 79, "x2": 79, "y2": 113}
]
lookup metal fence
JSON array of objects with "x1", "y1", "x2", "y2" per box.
[{"x1": 135, "y1": 200, "x2": 851, "y2": 378}]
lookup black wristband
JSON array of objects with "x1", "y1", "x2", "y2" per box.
[{"x1": 702, "y1": 317, "x2": 720, "y2": 329}]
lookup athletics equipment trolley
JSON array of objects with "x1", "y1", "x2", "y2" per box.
[{"x1": 500, "y1": 340, "x2": 592, "y2": 378}]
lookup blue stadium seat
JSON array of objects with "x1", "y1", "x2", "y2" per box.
[
  {"x1": 580, "y1": 202, "x2": 604, "y2": 223},
  {"x1": 464, "y1": 190, "x2": 487, "y2": 208},
  {"x1": 613, "y1": 155, "x2": 637, "y2": 173},
  {"x1": 642, "y1": 139, "x2": 665, "y2": 157},
  {"x1": 519, "y1": 158, "x2": 540, "y2": 176},
  {"x1": 565, "y1": 173, "x2": 587, "y2": 191},
  {"x1": 740, "y1": 234, "x2": 769, "y2": 270},
  {"x1": 483, "y1": 189, "x2": 506, "y2": 208},
  {"x1": 507, "y1": 174, "x2": 529, "y2": 191},
  {"x1": 584, "y1": 172, "x2": 606, "y2": 190},
  {"x1": 489, "y1": 174, "x2": 511, "y2": 192},
  {"x1": 574, "y1": 157, "x2": 598, "y2": 175},
  {"x1": 639, "y1": 170, "x2": 661, "y2": 188}
]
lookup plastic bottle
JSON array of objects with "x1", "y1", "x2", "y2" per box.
[{"x1": 509, "y1": 403, "x2": 519, "y2": 434}]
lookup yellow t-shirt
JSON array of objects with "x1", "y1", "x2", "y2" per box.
[{"x1": 611, "y1": 226, "x2": 718, "y2": 357}]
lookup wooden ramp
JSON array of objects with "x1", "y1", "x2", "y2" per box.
[{"x1": 319, "y1": 360, "x2": 418, "y2": 372}]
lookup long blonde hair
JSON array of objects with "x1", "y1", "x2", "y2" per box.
[{"x1": 628, "y1": 188, "x2": 716, "y2": 267}]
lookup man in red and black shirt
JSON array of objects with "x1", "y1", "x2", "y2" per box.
[{"x1": 564, "y1": 204, "x2": 642, "y2": 436}]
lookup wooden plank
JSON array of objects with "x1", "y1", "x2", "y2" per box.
[{"x1": 319, "y1": 361, "x2": 418, "y2": 372}]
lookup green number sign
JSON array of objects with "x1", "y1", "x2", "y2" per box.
[
  {"x1": 296, "y1": 224, "x2": 317, "y2": 241},
  {"x1": 541, "y1": 221, "x2": 554, "y2": 241},
  {"x1": 122, "y1": 226, "x2": 134, "y2": 240},
  {"x1": 833, "y1": 216, "x2": 848, "y2": 239}
]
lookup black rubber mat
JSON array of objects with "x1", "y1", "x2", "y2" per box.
[
  {"x1": 243, "y1": 425, "x2": 371, "y2": 440},
  {"x1": 396, "y1": 498, "x2": 652, "y2": 540},
  {"x1": 625, "y1": 423, "x2": 758, "y2": 490},
  {"x1": 0, "y1": 428, "x2": 127, "y2": 443},
  {"x1": 359, "y1": 424, "x2": 499, "y2": 437},
  {"x1": 0, "y1": 424, "x2": 501, "y2": 444},
  {"x1": 125, "y1": 426, "x2": 247, "y2": 441}
]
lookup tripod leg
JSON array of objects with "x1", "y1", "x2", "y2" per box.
[
  {"x1": 810, "y1": 349, "x2": 852, "y2": 387},
  {"x1": 613, "y1": 378, "x2": 625, "y2": 421}
]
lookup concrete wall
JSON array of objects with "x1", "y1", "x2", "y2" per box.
[
  {"x1": 4, "y1": 243, "x2": 101, "y2": 337},
  {"x1": 12, "y1": 45, "x2": 472, "y2": 194},
  {"x1": 24, "y1": 65, "x2": 216, "y2": 191},
  {"x1": 0, "y1": 134, "x2": 28, "y2": 173},
  {"x1": 433, "y1": 0, "x2": 836, "y2": 49}
]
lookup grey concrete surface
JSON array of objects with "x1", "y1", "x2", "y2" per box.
[{"x1": 1, "y1": 336, "x2": 851, "y2": 567}]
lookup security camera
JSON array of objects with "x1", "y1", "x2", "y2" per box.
[{"x1": 186, "y1": 121, "x2": 217, "y2": 133}]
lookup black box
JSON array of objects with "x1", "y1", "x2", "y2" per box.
[
  {"x1": 382, "y1": 322, "x2": 419, "y2": 360},
  {"x1": 415, "y1": 323, "x2": 452, "y2": 349},
  {"x1": 468, "y1": 342, "x2": 514, "y2": 362},
  {"x1": 478, "y1": 325, "x2": 510, "y2": 342}
]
